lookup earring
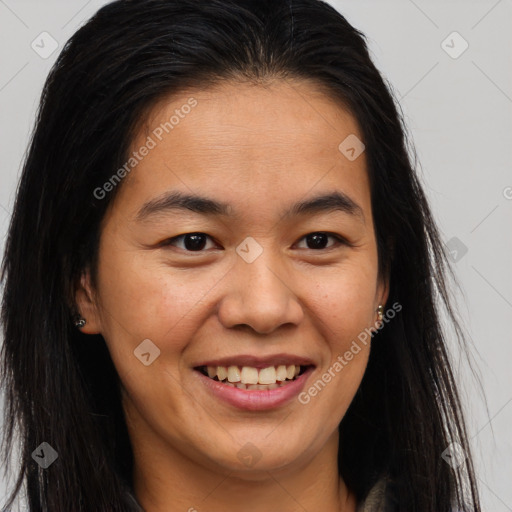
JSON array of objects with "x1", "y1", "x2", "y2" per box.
[
  {"x1": 74, "y1": 316, "x2": 86, "y2": 328},
  {"x1": 376, "y1": 304, "x2": 384, "y2": 322}
]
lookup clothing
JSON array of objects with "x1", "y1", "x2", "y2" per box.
[
  {"x1": 356, "y1": 477, "x2": 390, "y2": 512},
  {"x1": 356, "y1": 477, "x2": 465, "y2": 512}
]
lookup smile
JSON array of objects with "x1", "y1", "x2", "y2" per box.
[{"x1": 196, "y1": 364, "x2": 310, "y2": 390}]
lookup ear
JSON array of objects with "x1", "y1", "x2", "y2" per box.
[
  {"x1": 376, "y1": 269, "x2": 390, "y2": 313},
  {"x1": 74, "y1": 269, "x2": 103, "y2": 334},
  {"x1": 376, "y1": 236, "x2": 393, "y2": 311}
]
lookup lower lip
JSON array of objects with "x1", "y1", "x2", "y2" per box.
[{"x1": 194, "y1": 367, "x2": 315, "y2": 411}]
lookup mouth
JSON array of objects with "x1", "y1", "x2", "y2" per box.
[{"x1": 194, "y1": 364, "x2": 313, "y2": 390}]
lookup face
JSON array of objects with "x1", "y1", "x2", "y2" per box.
[{"x1": 76, "y1": 79, "x2": 388, "y2": 479}]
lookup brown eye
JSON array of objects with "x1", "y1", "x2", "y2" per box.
[
  {"x1": 296, "y1": 232, "x2": 347, "y2": 250},
  {"x1": 163, "y1": 232, "x2": 217, "y2": 252}
]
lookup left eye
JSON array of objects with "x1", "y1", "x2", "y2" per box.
[{"x1": 295, "y1": 232, "x2": 346, "y2": 250}]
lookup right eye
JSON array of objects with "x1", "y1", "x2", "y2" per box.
[{"x1": 160, "y1": 232, "x2": 219, "y2": 252}]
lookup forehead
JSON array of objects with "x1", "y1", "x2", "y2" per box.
[
  {"x1": 113, "y1": 79, "x2": 371, "y2": 223},
  {"x1": 140, "y1": 78, "x2": 361, "y2": 160}
]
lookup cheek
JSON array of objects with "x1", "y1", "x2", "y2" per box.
[
  {"x1": 95, "y1": 249, "x2": 227, "y2": 353},
  {"x1": 309, "y1": 259, "x2": 379, "y2": 343},
  {"x1": 300, "y1": 265, "x2": 376, "y2": 424}
]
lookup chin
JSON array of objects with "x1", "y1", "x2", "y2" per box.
[{"x1": 201, "y1": 437, "x2": 311, "y2": 477}]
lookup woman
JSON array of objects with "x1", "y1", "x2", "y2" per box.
[{"x1": 0, "y1": 0, "x2": 482, "y2": 510}]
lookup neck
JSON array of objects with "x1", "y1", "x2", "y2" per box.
[{"x1": 130, "y1": 421, "x2": 357, "y2": 512}]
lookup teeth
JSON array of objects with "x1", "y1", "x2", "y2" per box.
[
  {"x1": 227, "y1": 366, "x2": 241, "y2": 383},
  {"x1": 228, "y1": 382, "x2": 288, "y2": 390},
  {"x1": 204, "y1": 364, "x2": 305, "y2": 386},
  {"x1": 240, "y1": 366, "x2": 259, "y2": 385},
  {"x1": 276, "y1": 365, "x2": 287, "y2": 381},
  {"x1": 217, "y1": 366, "x2": 228, "y2": 381},
  {"x1": 258, "y1": 366, "x2": 277, "y2": 384}
]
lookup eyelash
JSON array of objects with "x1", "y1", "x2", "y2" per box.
[{"x1": 161, "y1": 232, "x2": 350, "y2": 253}]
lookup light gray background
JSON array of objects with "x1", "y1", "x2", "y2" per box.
[{"x1": 0, "y1": 1, "x2": 510, "y2": 510}]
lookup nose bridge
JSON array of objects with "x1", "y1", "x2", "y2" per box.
[
  {"x1": 218, "y1": 240, "x2": 303, "y2": 334},
  {"x1": 242, "y1": 253, "x2": 287, "y2": 301}
]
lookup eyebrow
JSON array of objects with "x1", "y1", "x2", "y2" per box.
[{"x1": 135, "y1": 190, "x2": 365, "y2": 224}]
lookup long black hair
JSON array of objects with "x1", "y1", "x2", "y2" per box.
[{"x1": 1, "y1": 0, "x2": 483, "y2": 510}]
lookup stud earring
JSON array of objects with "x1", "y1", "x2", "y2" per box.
[{"x1": 74, "y1": 316, "x2": 86, "y2": 328}]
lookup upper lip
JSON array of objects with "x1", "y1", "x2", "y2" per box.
[{"x1": 193, "y1": 353, "x2": 315, "y2": 369}]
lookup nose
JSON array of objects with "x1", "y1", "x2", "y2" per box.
[{"x1": 217, "y1": 250, "x2": 304, "y2": 335}]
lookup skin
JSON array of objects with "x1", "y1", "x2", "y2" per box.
[{"x1": 76, "y1": 79, "x2": 389, "y2": 512}]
